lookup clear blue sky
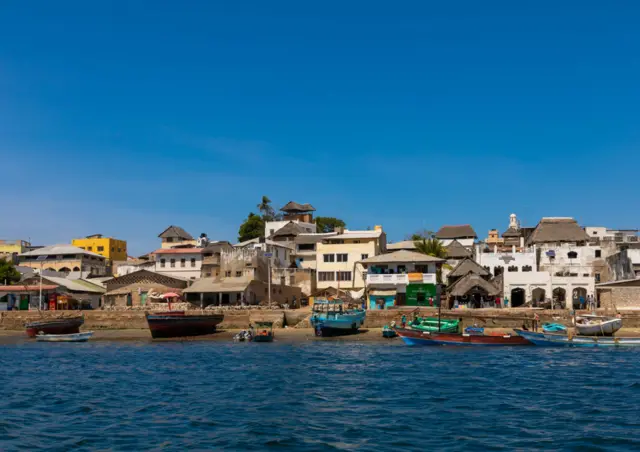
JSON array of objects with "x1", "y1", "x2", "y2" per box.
[{"x1": 1, "y1": 1, "x2": 639, "y2": 255}]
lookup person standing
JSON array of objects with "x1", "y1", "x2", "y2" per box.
[
  {"x1": 401, "y1": 314, "x2": 407, "y2": 328},
  {"x1": 579, "y1": 294, "x2": 585, "y2": 310}
]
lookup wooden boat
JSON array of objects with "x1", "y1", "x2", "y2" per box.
[
  {"x1": 25, "y1": 317, "x2": 84, "y2": 338},
  {"x1": 310, "y1": 299, "x2": 366, "y2": 337},
  {"x1": 410, "y1": 317, "x2": 459, "y2": 333},
  {"x1": 515, "y1": 329, "x2": 640, "y2": 347},
  {"x1": 575, "y1": 315, "x2": 622, "y2": 336},
  {"x1": 145, "y1": 311, "x2": 224, "y2": 339},
  {"x1": 36, "y1": 331, "x2": 94, "y2": 342},
  {"x1": 396, "y1": 328, "x2": 533, "y2": 346},
  {"x1": 542, "y1": 323, "x2": 568, "y2": 334},
  {"x1": 252, "y1": 321, "x2": 274, "y2": 343}
]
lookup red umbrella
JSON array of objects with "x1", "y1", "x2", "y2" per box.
[{"x1": 162, "y1": 292, "x2": 180, "y2": 299}]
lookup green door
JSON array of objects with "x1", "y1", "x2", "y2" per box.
[{"x1": 140, "y1": 292, "x2": 148, "y2": 306}]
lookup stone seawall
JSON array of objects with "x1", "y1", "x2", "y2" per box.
[{"x1": 4, "y1": 308, "x2": 640, "y2": 330}]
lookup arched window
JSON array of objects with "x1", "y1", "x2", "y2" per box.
[
  {"x1": 567, "y1": 251, "x2": 578, "y2": 259},
  {"x1": 508, "y1": 265, "x2": 518, "y2": 272},
  {"x1": 522, "y1": 265, "x2": 532, "y2": 272}
]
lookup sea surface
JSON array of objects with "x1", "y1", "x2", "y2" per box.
[{"x1": 1, "y1": 339, "x2": 640, "y2": 451}]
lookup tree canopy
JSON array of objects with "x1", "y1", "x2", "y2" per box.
[
  {"x1": 413, "y1": 237, "x2": 450, "y2": 284},
  {"x1": 315, "y1": 217, "x2": 346, "y2": 233},
  {"x1": 0, "y1": 259, "x2": 21, "y2": 285},
  {"x1": 256, "y1": 196, "x2": 281, "y2": 222},
  {"x1": 238, "y1": 212, "x2": 265, "y2": 242}
]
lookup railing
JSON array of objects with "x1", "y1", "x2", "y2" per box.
[{"x1": 366, "y1": 273, "x2": 436, "y2": 285}]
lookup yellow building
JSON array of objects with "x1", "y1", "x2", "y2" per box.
[
  {"x1": 72, "y1": 234, "x2": 127, "y2": 261},
  {"x1": 0, "y1": 239, "x2": 30, "y2": 256},
  {"x1": 315, "y1": 226, "x2": 387, "y2": 290}
]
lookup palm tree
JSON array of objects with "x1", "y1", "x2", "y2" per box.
[
  {"x1": 257, "y1": 195, "x2": 279, "y2": 221},
  {"x1": 414, "y1": 237, "x2": 451, "y2": 284}
]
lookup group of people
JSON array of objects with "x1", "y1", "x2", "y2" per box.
[{"x1": 576, "y1": 294, "x2": 597, "y2": 310}]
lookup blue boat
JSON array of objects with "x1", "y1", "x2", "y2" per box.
[
  {"x1": 515, "y1": 329, "x2": 640, "y2": 347},
  {"x1": 310, "y1": 299, "x2": 366, "y2": 337},
  {"x1": 541, "y1": 322, "x2": 567, "y2": 334}
]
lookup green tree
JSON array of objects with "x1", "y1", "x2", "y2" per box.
[
  {"x1": 414, "y1": 237, "x2": 451, "y2": 284},
  {"x1": 238, "y1": 212, "x2": 265, "y2": 242},
  {"x1": 315, "y1": 217, "x2": 346, "y2": 233},
  {"x1": 0, "y1": 259, "x2": 21, "y2": 284}
]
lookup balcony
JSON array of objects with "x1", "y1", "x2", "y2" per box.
[
  {"x1": 366, "y1": 273, "x2": 436, "y2": 285},
  {"x1": 202, "y1": 255, "x2": 221, "y2": 265}
]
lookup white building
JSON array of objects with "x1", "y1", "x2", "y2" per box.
[
  {"x1": 315, "y1": 226, "x2": 387, "y2": 290},
  {"x1": 234, "y1": 237, "x2": 293, "y2": 269},
  {"x1": 154, "y1": 248, "x2": 203, "y2": 280},
  {"x1": 434, "y1": 224, "x2": 477, "y2": 247},
  {"x1": 265, "y1": 201, "x2": 318, "y2": 237}
]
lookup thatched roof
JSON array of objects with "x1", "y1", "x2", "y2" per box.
[
  {"x1": 280, "y1": 201, "x2": 316, "y2": 213},
  {"x1": 158, "y1": 225, "x2": 193, "y2": 240},
  {"x1": 527, "y1": 218, "x2": 588, "y2": 245},
  {"x1": 358, "y1": 250, "x2": 444, "y2": 264},
  {"x1": 271, "y1": 222, "x2": 306, "y2": 238},
  {"x1": 502, "y1": 227, "x2": 521, "y2": 237},
  {"x1": 445, "y1": 240, "x2": 472, "y2": 259},
  {"x1": 435, "y1": 224, "x2": 477, "y2": 239},
  {"x1": 448, "y1": 273, "x2": 499, "y2": 297},
  {"x1": 448, "y1": 258, "x2": 490, "y2": 278}
]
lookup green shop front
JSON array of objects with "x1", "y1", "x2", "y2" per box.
[{"x1": 404, "y1": 283, "x2": 440, "y2": 307}]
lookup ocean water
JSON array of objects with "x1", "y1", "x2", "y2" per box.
[{"x1": 1, "y1": 340, "x2": 640, "y2": 451}]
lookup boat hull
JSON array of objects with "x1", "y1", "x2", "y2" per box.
[
  {"x1": 396, "y1": 328, "x2": 533, "y2": 346},
  {"x1": 575, "y1": 318, "x2": 622, "y2": 336},
  {"x1": 36, "y1": 331, "x2": 94, "y2": 342},
  {"x1": 145, "y1": 313, "x2": 224, "y2": 339},
  {"x1": 252, "y1": 335, "x2": 274, "y2": 343},
  {"x1": 515, "y1": 329, "x2": 640, "y2": 347},
  {"x1": 25, "y1": 318, "x2": 84, "y2": 338},
  {"x1": 410, "y1": 318, "x2": 460, "y2": 334},
  {"x1": 310, "y1": 310, "x2": 366, "y2": 337}
]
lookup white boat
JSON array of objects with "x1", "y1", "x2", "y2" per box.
[
  {"x1": 575, "y1": 315, "x2": 622, "y2": 336},
  {"x1": 36, "y1": 331, "x2": 94, "y2": 342}
]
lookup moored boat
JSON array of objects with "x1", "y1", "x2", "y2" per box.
[
  {"x1": 25, "y1": 317, "x2": 84, "y2": 338},
  {"x1": 382, "y1": 324, "x2": 398, "y2": 338},
  {"x1": 396, "y1": 328, "x2": 533, "y2": 346},
  {"x1": 252, "y1": 321, "x2": 275, "y2": 343},
  {"x1": 36, "y1": 331, "x2": 94, "y2": 342},
  {"x1": 145, "y1": 311, "x2": 224, "y2": 339},
  {"x1": 410, "y1": 317, "x2": 459, "y2": 333},
  {"x1": 542, "y1": 323, "x2": 568, "y2": 334},
  {"x1": 310, "y1": 299, "x2": 366, "y2": 337},
  {"x1": 514, "y1": 329, "x2": 640, "y2": 347},
  {"x1": 575, "y1": 315, "x2": 622, "y2": 336}
]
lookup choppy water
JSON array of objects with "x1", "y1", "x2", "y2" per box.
[{"x1": 1, "y1": 339, "x2": 640, "y2": 451}]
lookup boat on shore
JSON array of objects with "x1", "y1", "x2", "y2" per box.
[
  {"x1": 310, "y1": 299, "x2": 366, "y2": 337},
  {"x1": 25, "y1": 317, "x2": 84, "y2": 338},
  {"x1": 515, "y1": 329, "x2": 640, "y2": 347},
  {"x1": 36, "y1": 331, "x2": 94, "y2": 342},
  {"x1": 252, "y1": 321, "x2": 275, "y2": 343},
  {"x1": 145, "y1": 311, "x2": 224, "y2": 339},
  {"x1": 410, "y1": 317, "x2": 459, "y2": 333},
  {"x1": 575, "y1": 315, "x2": 622, "y2": 336},
  {"x1": 396, "y1": 328, "x2": 533, "y2": 346}
]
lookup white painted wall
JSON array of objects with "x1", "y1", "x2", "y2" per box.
[
  {"x1": 241, "y1": 242, "x2": 291, "y2": 268},
  {"x1": 476, "y1": 250, "x2": 536, "y2": 273},
  {"x1": 155, "y1": 253, "x2": 203, "y2": 280}
]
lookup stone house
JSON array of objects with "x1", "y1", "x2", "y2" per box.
[
  {"x1": 102, "y1": 270, "x2": 188, "y2": 308},
  {"x1": 596, "y1": 278, "x2": 640, "y2": 310}
]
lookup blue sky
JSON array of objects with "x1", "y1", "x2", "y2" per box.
[{"x1": 1, "y1": 1, "x2": 639, "y2": 255}]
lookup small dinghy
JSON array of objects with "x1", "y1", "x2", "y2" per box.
[
  {"x1": 382, "y1": 324, "x2": 398, "y2": 338},
  {"x1": 542, "y1": 323, "x2": 567, "y2": 334},
  {"x1": 575, "y1": 315, "x2": 622, "y2": 336},
  {"x1": 36, "y1": 331, "x2": 94, "y2": 342}
]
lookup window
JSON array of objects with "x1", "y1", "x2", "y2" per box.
[
  {"x1": 225, "y1": 271, "x2": 231, "y2": 277},
  {"x1": 595, "y1": 273, "x2": 601, "y2": 283},
  {"x1": 166, "y1": 237, "x2": 174, "y2": 243},
  {"x1": 180, "y1": 258, "x2": 186, "y2": 267},
  {"x1": 111, "y1": 247, "x2": 115, "y2": 252},
  {"x1": 191, "y1": 258, "x2": 196, "y2": 267},
  {"x1": 117, "y1": 248, "x2": 121, "y2": 252},
  {"x1": 337, "y1": 271, "x2": 352, "y2": 281},
  {"x1": 276, "y1": 249, "x2": 279, "y2": 258},
  {"x1": 160, "y1": 259, "x2": 166, "y2": 268},
  {"x1": 170, "y1": 259, "x2": 176, "y2": 268},
  {"x1": 97, "y1": 246, "x2": 104, "y2": 252},
  {"x1": 508, "y1": 266, "x2": 518, "y2": 272},
  {"x1": 318, "y1": 271, "x2": 335, "y2": 281},
  {"x1": 87, "y1": 247, "x2": 92, "y2": 251},
  {"x1": 595, "y1": 250, "x2": 602, "y2": 258},
  {"x1": 236, "y1": 271, "x2": 242, "y2": 277},
  {"x1": 567, "y1": 251, "x2": 578, "y2": 259},
  {"x1": 522, "y1": 265, "x2": 532, "y2": 272},
  {"x1": 361, "y1": 254, "x2": 369, "y2": 260},
  {"x1": 323, "y1": 254, "x2": 335, "y2": 263},
  {"x1": 298, "y1": 257, "x2": 304, "y2": 262},
  {"x1": 337, "y1": 253, "x2": 348, "y2": 262},
  {"x1": 298, "y1": 244, "x2": 314, "y2": 251}
]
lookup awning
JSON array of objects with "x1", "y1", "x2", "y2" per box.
[{"x1": 369, "y1": 288, "x2": 397, "y2": 296}]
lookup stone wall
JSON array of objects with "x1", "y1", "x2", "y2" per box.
[{"x1": 601, "y1": 287, "x2": 640, "y2": 310}]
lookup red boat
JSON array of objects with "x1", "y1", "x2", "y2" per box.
[
  {"x1": 145, "y1": 311, "x2": 224, "y2": 339},
  {"x1": 396, "y1": 328, "x2": 533, "y2": 346},
  {"x1": 25, "y1": 317, "x2": 84, "y2": 338}
]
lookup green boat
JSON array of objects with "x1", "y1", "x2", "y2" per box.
[{"x1": 410, "y1": 317, "x2": 460, "y2": 333}]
